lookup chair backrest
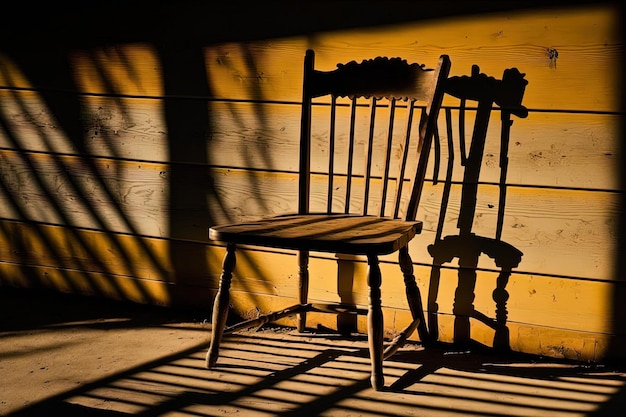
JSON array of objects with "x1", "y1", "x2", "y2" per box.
[
  {"x1": 436, "y1": 64, "x2": 528, "y2": 241},
  {"x1": 298, "y1": 49, "x2": 451, "y2": 221}
]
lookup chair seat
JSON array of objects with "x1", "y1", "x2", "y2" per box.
[{"x1": 209, "y1": 214, "x2": 422, "y2": 255}]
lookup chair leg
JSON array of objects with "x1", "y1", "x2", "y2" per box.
[
  {"x1": 453, "y1": 262, "x2": 477, "y2": 345},
  {"x1": 492, "y1": 268, "x2": 512, "y2": 351},
  {"x1": 399, "y1": 246, "x2": 429, "y2": 344},
  {"x1": 297, "y1": 250, "x2": 309, "y2": 332},
  {"x1": 206, "y1": 243, "x2": 236, "y2": 369},
  {"x1": 367, "y1": 254, "x2": 384, "y2": 391},
  {"x1": 426, "y1": 262, "x2": 442, "y2": 343}
]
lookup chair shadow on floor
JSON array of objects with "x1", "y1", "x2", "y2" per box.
[{"x1": 7, "y1": 328, "x2": 626, "y2": 417}]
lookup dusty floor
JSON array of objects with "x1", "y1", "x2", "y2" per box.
[{"x1": 1, "y1": 287, "x2": 625, "y2": 417}]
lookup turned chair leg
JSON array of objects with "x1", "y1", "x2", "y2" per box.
[
  {"x1": 297, "y1": 250, "x2": 309, "y2": 332},
  {"x1": 399, "y1": 246, "x2": 429, "y2": 343},
  {"x1": 427, "y1": 261, "x2": 442, "y2": 343},
  {"x1": 367, "y1": 254, "x2": 384, "y2": 391},
  {"x1": 492, "y1": 268, "x2": 512, "y2": 351},
  {"x1": 206, "y1": 243, "x2": 236, "y2": 368}
]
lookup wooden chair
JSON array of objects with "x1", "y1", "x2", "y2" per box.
[{"x1": 206, "y1": 49, "x2": 450, "y2": 390}]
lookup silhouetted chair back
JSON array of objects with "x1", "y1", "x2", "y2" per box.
[
  {"x1": 206, "y1": 49, "x2": 450, "y2": 390},
  {"x1": 427, "y1": 64, "x2": 528, "y2": 350}
]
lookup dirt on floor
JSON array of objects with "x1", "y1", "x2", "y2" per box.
[{"x1": 1, "y1": 287, "x2": 626, "y2": 417}]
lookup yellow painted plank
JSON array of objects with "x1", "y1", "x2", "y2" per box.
[
  {"x1": 2, "y1": 216, "x2": 614, "y2": 335},
  {"x1": 410, "y1": 184, "x2": 620, "y2": 280},
  {"x1": 0, "y1": 146, "x2": 619, "y2": 280},
  {"x1": 0, "y1": 150, "x2": 169, "y2": 237},
  {"x1": 1, "y1": 94, "x2": 621, "y2": 191},
  {"x1": 204, "y1": 4, "x2": 620, "y2": 111},
  {"x1": 423, "y1": 266, "x2": 614, "y2": 334},
  {"x1": 0, "y1": 44, "x2": 164, "y2": 97},
  {"x1": 0, "y1": 93, "x2": 168, "y2": 161},
  {"x1": 0, "y1": 263, "x2": 175, "y2": 306},
  {"x1": 0, "y1": 4, "x2": 618, "y2": 114},
  {"x1": 207, "y1": 168, "x2": 620, "y2": 280},
  {"x1": 436, "y1": 108, "x2": 621, "y2": 190},
  {"x1": 204, "y1": 244, "x2": 616, "y2": 335},
  {"x1": 1, "y1": 229, "x2": 620, "y2": 362},
  {"x1": 434, "y1": 314, "x2": 614, "y2": 362},
  {"x1": 0, "y1": 220, "x2": 227, "y2": 286},
  {"x1": 70, "y1": 43, "x2": 164, "y2": 97},
  {"x1": 0, "y1": 2, "x2": 621, "y2": 365}
]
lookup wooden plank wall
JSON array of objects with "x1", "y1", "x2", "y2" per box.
[{"x1": 0, "y1": 2, "x2": 624, "y2": 362}]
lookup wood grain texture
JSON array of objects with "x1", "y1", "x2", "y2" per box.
[
  {"x1": 0, "y1": 232, "x2": 616, "y2": 335},
  {"x1": 206, "y1": 169, "x2": 620, "y2": 280},
  {"x1": 0, "y1": 5, "x2": 619, "y2": 113},
  {"x1": 0, "y1": 150, "x2": 170, "y2": 237},
  {"x1": 0, "y1": 222, "x2": 621, "y2": 362},
  {"x1": 202, "y1": 5, "x2": 620, "y2": 111},
  {"x1": 2, "y1": 96, "x2": 619, "y2": 190},
  {"x1": 0, "y1": 2, "x2": 623, "y2": 361},
  {"x1": 0, "y1": 153, "x2": 619, "y2": 277}
]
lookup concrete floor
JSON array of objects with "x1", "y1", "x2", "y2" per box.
[{"x1": 1, "y1": 287, "x2": 625, "y2": 417}]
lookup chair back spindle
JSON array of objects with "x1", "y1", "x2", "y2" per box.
[{"x1": 299, "y1": 50, "x2": 450, "y2": 221}]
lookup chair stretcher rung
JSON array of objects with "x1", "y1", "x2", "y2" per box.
[
  {"x1": 224, "y1": 304, "x2": 312, "y2": 333},
  {"x1": 310, "y1": 302, "x2": 368, "y2": 315},
  {"x1": 383, "y1": 318, "x2": 420, "y2": 360},
  {"x1": 223, "y1": 302, "x2": 373, "y2": 334}
]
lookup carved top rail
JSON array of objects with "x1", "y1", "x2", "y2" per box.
[
  {"x1": 307, "y1": 56, "x2": 435, "y2": 101},
  {"x1": 445, "y1": 64, "x2": 528, "y2": 118}
]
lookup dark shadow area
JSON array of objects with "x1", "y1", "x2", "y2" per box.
[
  {"x1": 3, "y1": 289, "x2": 625, "y2": 417},
  {"x1": 605, "y1": 0, "x2": 626, "y2": 367},
  {"x1": 0, "y1": 286, "x2": 209, "y2": 333},
  {"x1": 0, "y1": 45, "x2": 171, "y2": 303},
  {"x1": 0, "y1": 1, "x2": 604, "y2": 50},
  {"x1": 0, "y1": 2, "x2": 624, "y2": 411},
  {"x1": 426, "y1": 65, "x2": 528, "y2": 350},
  {"x1": 0, "y1": 0, "x2": 620, "y2": 329}
]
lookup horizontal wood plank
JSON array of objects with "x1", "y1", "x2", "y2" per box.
[
  {"x1": 0, "y1": 2, "x2": 622, "y2": 363},
  {"x1": 0, "y1": 237, "x2": 618, "y2": 336},
  {"x1": 1, "y1": 215, "x2": 622, "y2": 362},
  {"x1": 0, "y1": 4, "x2": 619, "y2": 113},
  {"x1": 208, "y1": 169, "x2": 621, "y2": 280},
  {"x1": 0, "y1": 152, "x2": 619, "y2": 279},
  {"x1": 2, "y1": 96, "x2": 620, "y2": 190},
  {"x1": 204, "y1": 4, "x2": 620, "y2": 112}
]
